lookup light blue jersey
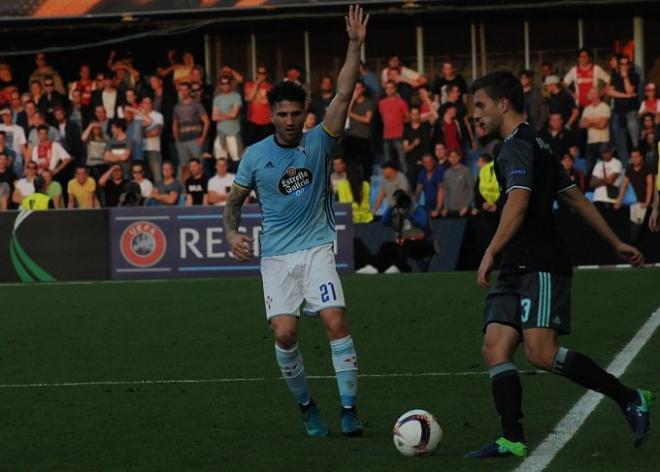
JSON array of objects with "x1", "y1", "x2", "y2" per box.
[{"x1": 234, "y1": 124, "x2": 338, "y2": 257}]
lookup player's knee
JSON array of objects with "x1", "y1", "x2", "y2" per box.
[
  {"x1": 274, "y1": 328, "x2": 298, "y2": 350},
  {"x1": 325, "y1": 318, "x2": 348, "y2": 340},
  {"x1": 523, "y1": 344, "x2": 555, "y2": 371},
  {"x1": 481, "y1": 342, "x2": 507, "y2": 367}
]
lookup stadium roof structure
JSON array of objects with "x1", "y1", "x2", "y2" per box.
[{"x1": 1, "y1": 0, "x2": 660, "y2": 23}]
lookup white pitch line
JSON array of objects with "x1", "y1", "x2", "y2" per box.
[
  {"x1": 515, "y1": 306, "x2": 660, "y2": 472},
  {"x1": 0, "y1": 370, "x2": 545, "y2": 389}
]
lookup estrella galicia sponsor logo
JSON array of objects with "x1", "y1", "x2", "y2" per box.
[
  {"x1": 120, "y1": 221, "x2": 167, "y2": 267},
  {"x1": 278, "y1": 167, "x2": 313, "y2": 196}
]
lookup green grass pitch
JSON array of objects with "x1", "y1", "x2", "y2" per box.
[{"x1": 0, "y1": 269, "x2": 658, "y2": 471}]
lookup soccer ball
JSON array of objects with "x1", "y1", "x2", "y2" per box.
[{"x1": 393, "y1": 409, "x2": 442, "y2": 457}]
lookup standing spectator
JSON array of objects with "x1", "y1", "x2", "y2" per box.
[
  {"x1": 402, "y1": 106, "x2": 431, "y2": 184},
  {"x1": 42, "y1": 168, "x2": 62, "y2": 208},
  {"x1": 191, "y1": 66, "x2": 214, "y2": 107},
  {"x1": 122, "y1": 105, "x2": 143, "y2": 168},
  {"x1": 337, "y1": 162, "x2": 373, "y2": 223},
  {"x1": 243, "y1": 65, "x2": 273, "y2": 145},
  {"x1": 54, "y1": 106, "x2": 82, "y2": 165},
  {"x1": 39, "y1": 76, "x2": 66, "y2": 125},
  {"x1": 378, "y1": 81, "x2": 409, "y2": 172},
  {"x1": 414, "y1": 153, "x2": 444, "y2": 218},
  {"x1": 639, "y1": 113, "x2": 658, "y2": 171},
  {"x1": 103, "y1": 118, "x2": 132, "y2": 176},
  {"x1": 607, "y1": 54, "x2": 640, "y2": 164},
  {"x1": 331, "y1": 156, "x2": 347, "y2": 195},
  {"x1": 563, "y1": 48, "x2": 611, "y2": 108},
  {"x1": 372, "y1": 161, "x2": 410, "y2": 214},
  {"x1": 433, "y1": 103, "x2": 462, "y2": 152},
  {"x1": 25, "y1": 100, "x2": 39, "y2": 135},
  {"x1": 92, "y1": 105, "x2": 110, "y2": 137},
  {"x1": 82, "y1": 120, "x2": 110, "y2": 182},
  {"x1": 520, "y1": 69, "x2": 548, "y2": 130},
  {"x1": 149, "y1": 74, "x2": 176, "y2": 163},
  {"x1": 173, "y1": 50, "x2": 196, "y2": 86},
  {"x1": 541, "y1": 113, "x2": 576, "y2": 159},
  {"x1": 418, "y1": 86, "x2": 439, "y2": 125},
  {"x1": 149, "y1": 161, "x2": 182, "y2": 206},
  {"x1": 432, "y1": 60, "x2": 468, "y2": 104},
  {"x1": 444, "y1": 85, "x2": 476, "y2": 150},
  {"x1": 12, "y1": 161, "x2": 37, "y2": 206},
  {"x1": 212, "y1": 76, "x2": 242, "y2": 163},
  {"x1": 68, "y1": 89, "x2": 90, "y2": 131},
  {"x1": 545, "y1": 75, "x2": 579, "y2": 129},
  {"x1": 615, "y1": 148, "x2": 654, "y2": 210},
  {"x1": 579, "y1": 88, "x2": 611, "y2": 179},
  {"x1": 0, "y1": 152, "x2": 17, "y2": 209},
  {"x1": 590, "y1": 144, "x2": 623, "y2": 207},
  {"x1": 67, "y1": 166, "x2": 98, "y2": 209},
  {"x1": 638, "y1": 82, "x2": 660, "y2": 121},
  {"x1": 139, "y1": 96, "x2": 164, "y2": 182},
  {"x1": 21, "y1": 175, "x2": 54, "y2": 210},
  {"x1": 359, "y1": 62, "x2": 380, "y2": 99},
  {"x1": 92, "y1": 72, "x2": 123, "y2": 120},
  {"x1": 173, "y1": 82, "x2": 210, "y2": 178},
  {"x1": 434, "y1": 142, "x2": 450, "y2": 169},
  {"x1": 98, "y1": 164, "x2": 127, "y2": 207},
  {"x1": 130, "y1": 161, "x2": 153, "y2": 200},
  {"x1": 68, "y1": 65, "x2": 95, "y2": 108},
  {"x1": 29, "y1": 53, "x2": 65, "y2": 95},
  {"x1": 30, "y1": 80, "x2": 43, "y2": 108},
  {"x1": 207, "y1": 158, "x2": 235, "y2": 206},
  {"x1": 31, "y1": 125, "x2": 71, "y2": 180},
  {"x1": 218, "y1": 65, "x2": 244, "y2": 90},
  {"x1": 561, "y1": 153, "x2": 587, "y2": 193},
  {"x1": 441, "y1": 149, "x2": 473, "y2": 217},
  {"x1": 380, "y1": 54, "x2": 426, "y2": 103},
  {"x1": 185, "y1": 158, "x2": 208, "y2": 206},
  {"x1": 0, "y1": 108, "x2": 28, "y2": 176},
  {"x1": 10, "y1": 91, "x2": 28, "y2": 134},
  {"x1": 311, "y1": 76, "x2": 335, "y2": 121},
  {"x1": 345, "y1": 81, "x2": 374, "y2": 179}
]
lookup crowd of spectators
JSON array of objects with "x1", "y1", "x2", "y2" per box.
[{"x1": 0, "y1": 47, "x2": 658, "y2": 228}]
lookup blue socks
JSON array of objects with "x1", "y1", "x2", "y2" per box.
[
  {"x1": 275, "y1": 343, "x2": 311, "y2": 406},
  {"x1": 330, "y1": 335, "x2": 359, "y2": 408}
]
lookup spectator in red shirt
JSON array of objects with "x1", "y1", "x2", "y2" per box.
[
  {"x1": 378, "y1": 80, "x2": 409, "y2": 173},
  {"x1": 639, "y1": 82, "x2": 660, "y2": 121},
  {"x1": 243, "y1": 65, "x2": 273, "y2": 145},
  {"x1": 433, "y1": 103, "x2": 462, "y2": 152}
]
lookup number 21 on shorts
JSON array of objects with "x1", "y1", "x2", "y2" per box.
[{"x1": 320, "y1": 282, "x2": 337, "y2": 303}]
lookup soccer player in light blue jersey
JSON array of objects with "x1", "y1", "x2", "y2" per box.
[{"x1": 223, "y1": 5, "x2": 369, "y2": 438}]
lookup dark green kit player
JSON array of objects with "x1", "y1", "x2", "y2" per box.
[{"x1": 466, "y1": 70, "x2": 653, "y2": 458}]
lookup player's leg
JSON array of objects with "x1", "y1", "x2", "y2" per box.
[{"x1": 522, "y1": 272, "x2": 653, "y2": 447}]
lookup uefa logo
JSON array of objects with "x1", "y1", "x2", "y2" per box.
[{"x1": 120, "y1": 221, "x2": 167, "y2": 268}]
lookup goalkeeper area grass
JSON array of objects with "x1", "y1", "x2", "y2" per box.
[{"x1": 0, "y1": 269, "x2": 658, "y2": 471}]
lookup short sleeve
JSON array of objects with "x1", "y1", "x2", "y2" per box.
[
  {"x1": 592, "y1": 162, "x2": 604, "y2": 179},
  {"x1": 233, "y1": 149, "x2": 256, "y2": 190},
  {"x1": 308, "y1": 122, "x2": 338, "y2": 153},
  {"x1": 196, "y1": 102, "x2": 208, "y2": 117},
  {"x1": 611, "y1": 159, "x2": 622, "y2": 174},
  {"x1": 498, "y1": 140, "x2": 534, "y2": 193}
]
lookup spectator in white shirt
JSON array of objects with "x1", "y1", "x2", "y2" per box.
[
  {"x1": 130, "y1": 161, "x2": 153, "y2": 200},
  {"x1": 579, "y1": 87, "x2": 611, "y2": 180},
  {"x1": 12, "y1": 161, "x2": 37, "y2": 205},
  {"x1": 207, "y1": 158, "x2": 235, "y2": 206},
  {"x1": 590, "y1": 143, "x2": 622, "y2": 207},
  {"x1": 139, "y1": 96, "x2": 164, "y2": 182}
]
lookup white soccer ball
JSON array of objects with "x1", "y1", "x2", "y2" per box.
[{"x1": 393, "y1": 409, "x2": 442, "y2": 457}]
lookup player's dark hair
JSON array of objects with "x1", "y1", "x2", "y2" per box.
[
  {"x1": 470, "y1": 70, "x2": 524, "y2": 114},
  {"x1": 267, "y1": 81, "x2": 307, "y2": 108}
]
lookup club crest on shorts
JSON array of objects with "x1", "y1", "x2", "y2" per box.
[
  {"x1": 278, "y1": 167, "x2": 313, "y2": 196},
  {"x1": 120, "y1": 221, "x2": 167, "y2": 268}
]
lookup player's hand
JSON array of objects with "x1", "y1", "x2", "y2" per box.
[
  {"x1": 615, "y1": 242, "x2": 644, "y2": 268},
  {"x1": 228, "y1": 232, "x2": 254, "y2": 263},
  {"x1": 345, "y1": 4, "x2": 369, "y2": 44},
  {"x1": 649, "y1": 207, "x2": 659, "y2": 232},
  {"x1": 477, "y1": 250, "x2": 495, "y2": 289}
]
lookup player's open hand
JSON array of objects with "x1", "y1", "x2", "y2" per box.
[
  {"x1": 345, "y1": 5, "x2": 369, "y2": 44},
  {"x1": 228, "y1": 232, "x2": 254, "y2": 263},
  {"x1": 615, "y1": 242, "x2": 644, "y2": 268},
  {"x1": 477, "y1": 250, "x2": 495, "y2": 289}
]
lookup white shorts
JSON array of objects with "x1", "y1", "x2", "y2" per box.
[{"x1": 261, "y1": 243, "x2": 346, "y2": 320}]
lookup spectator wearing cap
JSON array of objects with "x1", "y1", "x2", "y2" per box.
[
  {"x1": 372, "y1": 161, "x2": 410, "y2": 214},
  {"x1": 0, "y1": 107, "x2": 28, "y2": 176},
  {"x1": 639, "y1": 82, "x2": 660, "y2": 121},
  {"x1": 590, "y1": 143, "x2": 622, "y2": 208},
  {"x1": 441, "y1": 148, "x2": 473, "y2": 217},
  {"x1": 607, "y1": 54, "x2": 640, "y2": 164},
  {"x1": 579, "y1": 87, "x2": 611, "y2": 180},
  {"x1": 561, "y1": 153, "x2": 587, "y2": 193},
  {"x1": 563, "y1": 48, "x2": 611, "y2": 109},
  {"x1": 614, "y1": 148, "x2": 654, "y2": 211},
  {"x1": 520, "y1": 69, "x2": 548, "y2": 130},
  {"x1": 21, "y1": 174, "x2": 54, "y2": 210},
  {"x1": 545, "y1": 75, "x2": 579, "y2": 129},
  {"x1": 378, "y1": 81, "x2": 409, "y2": 172}
]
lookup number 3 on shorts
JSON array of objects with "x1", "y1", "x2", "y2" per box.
[
  {"x1": 320, "y1": 282, "x2": 337, "y2": 303},
  {"x1": 520, "y1": 297, "x2": 531, "y2": 322}
]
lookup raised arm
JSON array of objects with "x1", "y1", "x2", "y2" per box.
[
  {"x1": 323, "y1": 5, "x2": 369, "y2": 137},
  {"x1": 224, "y1": 185, "x2": 254, "y2": 262}
]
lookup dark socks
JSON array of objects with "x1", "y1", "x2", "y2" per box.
[
  {"x1": 553, "y1": 347, "x2": 638, "y2": 409},
  {"x1": 490, "y1": 362, "x2": 525, "y2": 442}
]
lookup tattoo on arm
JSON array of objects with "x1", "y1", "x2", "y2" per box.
[{"x1": 224, "y1": 186, "x2": 251, "y2": 234}]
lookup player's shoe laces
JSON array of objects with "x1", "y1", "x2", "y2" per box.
[
  {"x1": 465, "y1": 437, "x2": 528, "y2": 459},
  {"x1": 623, "y1": 389, "x2": 654, "y2": 447},
  {"x1": 300, "y1": 399, "x2": 328, "y2": 437},
  {"x1": 341, "y1": 406, "x2": 364, "y2": 437}
]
